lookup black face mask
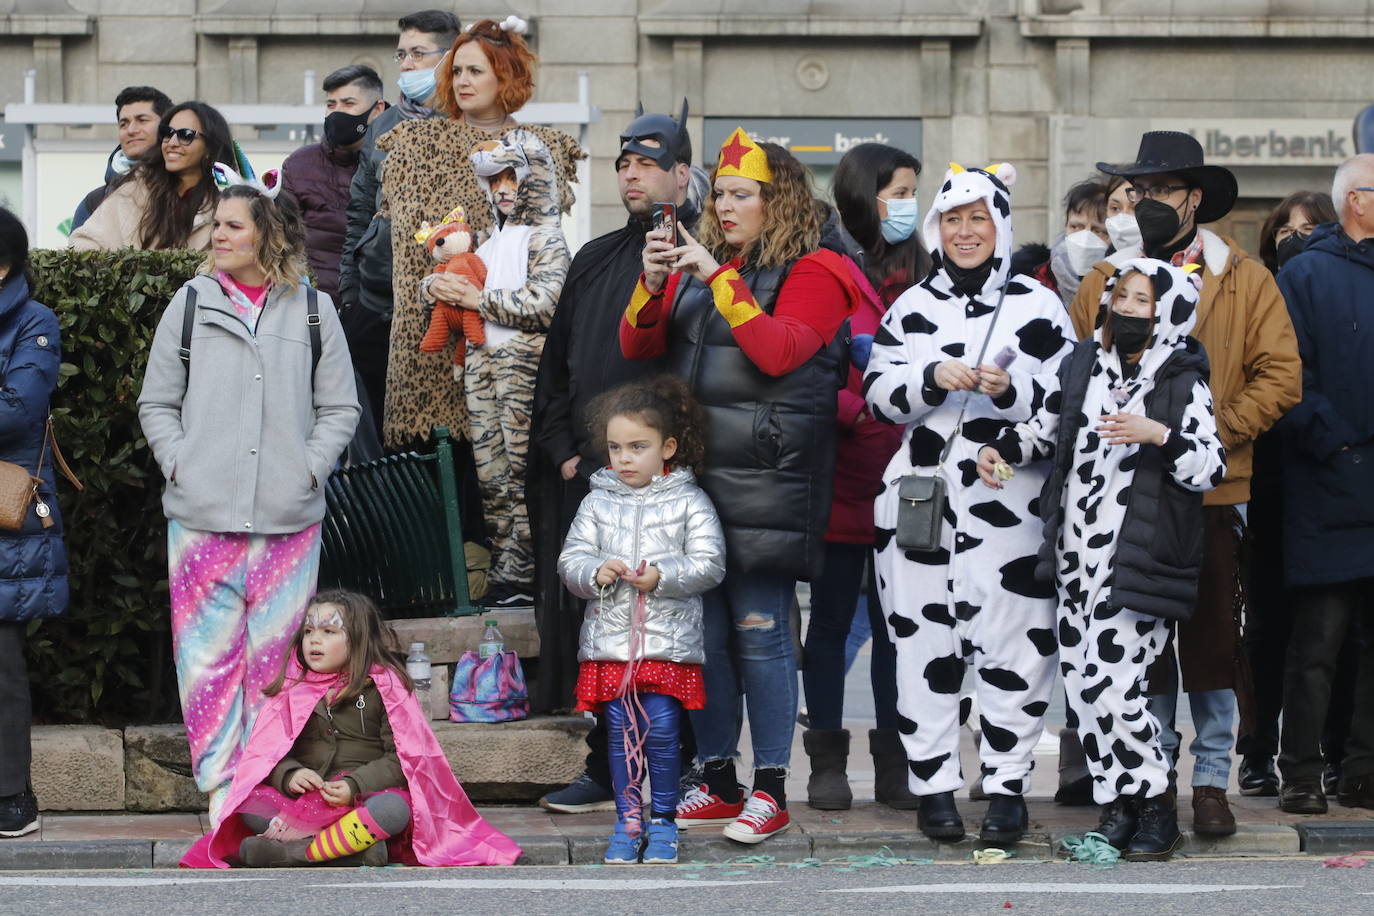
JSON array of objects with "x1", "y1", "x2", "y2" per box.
[
  {"x1": 1276, "y1": 231, "x2": 1310, "y2": 269},
  {"x1": 324, "y1": 110, "x2": 370, "y2": 148},
  {"x1": 1111, "y1": 312, "x2": 1153, "y2": 355},
  {"x1": 1135, "y1": 197, "x2": 1188, "y2": 257}
]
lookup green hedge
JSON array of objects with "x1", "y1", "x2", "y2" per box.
[{"x1": 26, "y1": 249, "x2": 203, "y2": 724}]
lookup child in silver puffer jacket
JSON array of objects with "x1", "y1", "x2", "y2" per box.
[{"x1": 557, "y1": 376, "x2": 725, "y2": 866}]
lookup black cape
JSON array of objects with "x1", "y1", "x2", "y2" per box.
[{"x1": 528, "y1": 203, "x2": 696, "y2": 711}]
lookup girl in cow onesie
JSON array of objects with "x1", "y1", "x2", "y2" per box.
[
  {"x1": 978, "y1": 259, "x2": 1226, "y2": 861},
  {"x1": 863, "y1": 162, "x2": 1076, "y2": 845}
]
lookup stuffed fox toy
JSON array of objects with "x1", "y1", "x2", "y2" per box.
[{"x1": 417, "y1": 205, "x2": 488, "y2": 367}]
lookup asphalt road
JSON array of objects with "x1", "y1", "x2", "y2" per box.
[{"x1": 1, "y1": 859, "x2": 1369, "y2": 916}]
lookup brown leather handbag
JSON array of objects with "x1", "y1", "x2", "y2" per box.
[{"x1": 0, "y1": 417, "x2": 82, "y2": 531}]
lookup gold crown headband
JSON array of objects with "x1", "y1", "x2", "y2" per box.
[{"x1": 716, "y1": 127, "x2": 773, "y2": 183}]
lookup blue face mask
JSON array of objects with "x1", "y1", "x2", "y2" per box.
[
  {"x1": 397, "y1": 65, "x2": 438, "y2": 102},
  {"x1": 879, "y1": 195, "x2": 920, "y2": 244}
]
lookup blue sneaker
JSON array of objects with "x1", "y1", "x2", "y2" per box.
[
  {"x1": 642, "y1": 817, "x2": 679, "y2": 864},
  {"x1": 540, "y1": 771, "x2": 617, "y2": 814},
  {"x1": 603, "y1": 821, "x2": 640, "y2": 864}
]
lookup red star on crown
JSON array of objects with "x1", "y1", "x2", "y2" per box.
[{"x1": 719, "y1": 130, "x2": 753, "y2": 170}]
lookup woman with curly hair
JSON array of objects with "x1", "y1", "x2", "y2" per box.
[
  {"x1": 620, "y1": 129, "x2": 860, "y2": 844},
  {"x1": 372, "y1": 17, "x2": 583, "y2": 454},
  {"x1": 139, "y1": 175, "x2": 360, "y2": 824},
  {"x1": 70, "y1": 101, "x2": 233, "y2": 251}
]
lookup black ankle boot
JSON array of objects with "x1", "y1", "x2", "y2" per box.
[
  {"x1": 1095, "y1": 797, "x2": 1137, "y2": 850},
  {"x1": 869, "y1": 728, "x2": 919, "y2": 810},
  {"x1": 1124, "y1": 794, "x2": 1182, "y2": 862},
  {"x1": 803, "y1": 728, "x2": 853, "y2": 810},
  {"x1": 917, "y1": 791, "x2": 964, "y2": 840},
  {"x1": 978, "y1": 794, "x2": 1028, "y2": 845}
]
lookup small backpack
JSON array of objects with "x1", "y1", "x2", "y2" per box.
[{"x1": 449, "y1": 650, "x2": 529, "y2": 723}]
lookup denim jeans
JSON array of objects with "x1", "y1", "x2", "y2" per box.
[
  {"x1": 690, "y1": 570, "x2": 798, "y2": 771},
  {"x1": 802, "y1": 543, "x2": 899, "y2": 731},
  {"x1": 1146, "y1": 648, "x2": 1236, "y2": 789}
]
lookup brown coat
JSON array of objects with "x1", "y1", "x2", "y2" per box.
[
  {"x1": 374, "y1": 119, "x2": 584, "y2": 447},
  {"x1": 266, "y1": 681, "x2": 404, "y2": 798},
  {"x1": 1068, "y1": 230, "x2": 1301, "y2": 505}
]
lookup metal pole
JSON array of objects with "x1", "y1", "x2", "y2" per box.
[
  {"x1": 21, "y1": 70, "x2": 37, "y2": 241},
  {"x1": 575, "y1": 69, "x2": 592, "y2": 250}
]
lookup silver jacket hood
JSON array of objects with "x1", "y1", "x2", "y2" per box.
[{"x1": 558, "y1": 465, "x2": 726, "y2": 665}]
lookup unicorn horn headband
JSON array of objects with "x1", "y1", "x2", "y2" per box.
[{"x1": 213, "y1": 142, "x2": 281, "y2": 199}]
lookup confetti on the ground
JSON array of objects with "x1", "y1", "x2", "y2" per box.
[
  {"x1": 1061, "y1": 832, "x2": 1121, "y2": 868},
  {"x1": 1323, "y1": 851, "x2": 1374, "y2": 868}
]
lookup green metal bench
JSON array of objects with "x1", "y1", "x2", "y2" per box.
[{"x1": 318, "y1": 426, "x2": 482, "y2": 618}]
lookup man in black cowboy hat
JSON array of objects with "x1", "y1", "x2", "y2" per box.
[
  {"x1": 529, "y1": 101, "x2": 702, "y2": 813},
  {"x1": 1068, "y1": 130, "x2": 1301, "y2": 858}
]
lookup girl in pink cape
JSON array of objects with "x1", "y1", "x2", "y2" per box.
[{"x1": 181, "y1": 590, "x2": 522, "y2": 868}]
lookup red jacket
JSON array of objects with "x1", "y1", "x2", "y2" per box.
[{"x1": 826, "y1": 261, "x2": 907, "y2": 544}]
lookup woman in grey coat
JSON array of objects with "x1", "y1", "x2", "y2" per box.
[
  {"x1": 137, "y1": 174, "x2": 359, "y2": 824},
  {"x1": 558, "y1": 376, "x2": 725, "y2": 865}
]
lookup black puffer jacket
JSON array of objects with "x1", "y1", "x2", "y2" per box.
[
  {"x1": 665, "y1": 261, "x2": 849, "y2": 580},
  {"x1": 1033, "y1": 337, "x2": 1212, "y2": 620}
]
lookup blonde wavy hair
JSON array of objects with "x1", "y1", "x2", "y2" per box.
[
  {"x1": 200, "y1": 185, "x2": 308, "y2": 288},
  {"x1": 696, "y1": 142, "x2": 821, "y2": 270}
]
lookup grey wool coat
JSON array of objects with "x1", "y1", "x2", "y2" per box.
[{"x1": 138, "y1": 274, "x2": 360, "y2": 534}]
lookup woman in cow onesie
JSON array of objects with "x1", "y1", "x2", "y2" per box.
[
  {"x1": 978, "y1": 259, "x2": 1225, "y2": 861},
  {"x1": 864, "y1": 163, "x2": 1075, "y2": 845}
]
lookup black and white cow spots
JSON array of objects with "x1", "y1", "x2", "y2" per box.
[{"x1": 865, "y1": 162, "x2": 1075, "y2": 800}]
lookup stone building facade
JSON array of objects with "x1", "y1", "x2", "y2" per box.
[{"x1": 2, "y1": 1, "x2": 1373, "y2": 251}]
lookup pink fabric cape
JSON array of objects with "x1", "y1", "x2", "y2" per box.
[{"x1": 180, "y1": 664, "x2": 522, "y2": 867}]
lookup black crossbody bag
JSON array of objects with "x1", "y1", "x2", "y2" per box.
[{"x1": 896, "y1": 283, "x2": 1009, "y2": 552}]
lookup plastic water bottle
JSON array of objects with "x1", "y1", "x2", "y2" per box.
[
  {"x1": 406, "y1": 642, "x2": 432, "y2": 710},
  {"x1": 479, "y1": 620, "x2": 505, "y2": 659}
]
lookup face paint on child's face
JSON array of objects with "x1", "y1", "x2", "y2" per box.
[
  {"x1": 302, "y1": 603, "x2": 349, "y2": 674},
  {"x1": 492, "y1": 169, "x2": 519, "y2": 215}
]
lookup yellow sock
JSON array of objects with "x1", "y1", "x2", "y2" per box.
[{"x1": 305, "y1": 808, "x2": 380, "y2": 862}]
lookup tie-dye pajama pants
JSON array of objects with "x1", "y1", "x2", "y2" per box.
[{"x1": 168, "y1": 521, "x2": 322, "y2": 803}]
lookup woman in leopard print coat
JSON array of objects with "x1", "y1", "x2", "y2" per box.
[{"x1": 376, "y1": 18, "x2": 584, "y2": 452}]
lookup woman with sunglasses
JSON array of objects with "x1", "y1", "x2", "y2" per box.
[{"x1": 71, "y1": 102, "x2": 233, "y2": 252}]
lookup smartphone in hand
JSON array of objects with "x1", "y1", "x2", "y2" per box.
[{"x1": 652, "y1": 201, "x2": 678, "y2": 247}]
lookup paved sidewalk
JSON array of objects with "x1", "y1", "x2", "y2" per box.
[{"x1": 3, "y1": 794, "x2": 1372, "y2": 870}]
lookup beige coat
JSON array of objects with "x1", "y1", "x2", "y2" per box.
[{"x1": 68, "y1": 176, "x2": 214, "y2": 252}]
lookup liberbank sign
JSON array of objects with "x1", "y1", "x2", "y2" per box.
[{"x1": 1160, "y1": 120, "x2": 1352, "y2": 167}]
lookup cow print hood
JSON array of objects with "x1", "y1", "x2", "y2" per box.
[
  {"x1": 920, "y1": 162, "x2": 1018, "y2": 302},
  {"x1": 1096, "y1": 256, "x2": 1203, "y2": 381}
]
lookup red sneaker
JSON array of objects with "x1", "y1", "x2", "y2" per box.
[
  {"x1": 722, "y1": 791, "x2": 791, "y2": 844},
  {"x1": 675, "y1": 784, "x2": 744, "y2": 828}
]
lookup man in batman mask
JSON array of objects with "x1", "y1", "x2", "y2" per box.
[
  {"x1": 529, "y1": 101, "x2": 703, "y2": 812},
  {"x1": 1066, "y1": 131, "x2": 1302, "y2": 843}
]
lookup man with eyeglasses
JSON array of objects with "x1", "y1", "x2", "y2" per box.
[
  {"x1": 1273, "y1": 153, "x2": 1374, "y2": 815},
  {"x1": 1067, "y1": 130, "x2": 1300, "y2": 854},
  {"x1": 70, "y1": 86, "x2": 173, "y2": 231},
  {"x1": 339, "y1": 9, "x2": 461, "y2": 453}
]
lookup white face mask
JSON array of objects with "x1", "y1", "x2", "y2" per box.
[
  {"x1": 1105, "y1": 213, "x2": 1142, "y2": 252},
  {"x1": 1064, "y1": 229, "x2": 1110, "y2": 276}
]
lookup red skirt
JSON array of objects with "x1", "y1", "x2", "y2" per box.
[{"x1": 575, "y1": 660, "x2": 705, "y2": 712}]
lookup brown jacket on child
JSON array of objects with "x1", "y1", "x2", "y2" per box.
[{"x1": 266, "y1": 681, "x2": 405, "y2": 798}]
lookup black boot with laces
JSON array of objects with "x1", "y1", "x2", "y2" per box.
[
  {"x1": 1094, "y1": 797, "x2": 1137, "y2": 850},
  {"x1": 1124, "y1": 793, "x2": 1182, "y2": 862}
]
